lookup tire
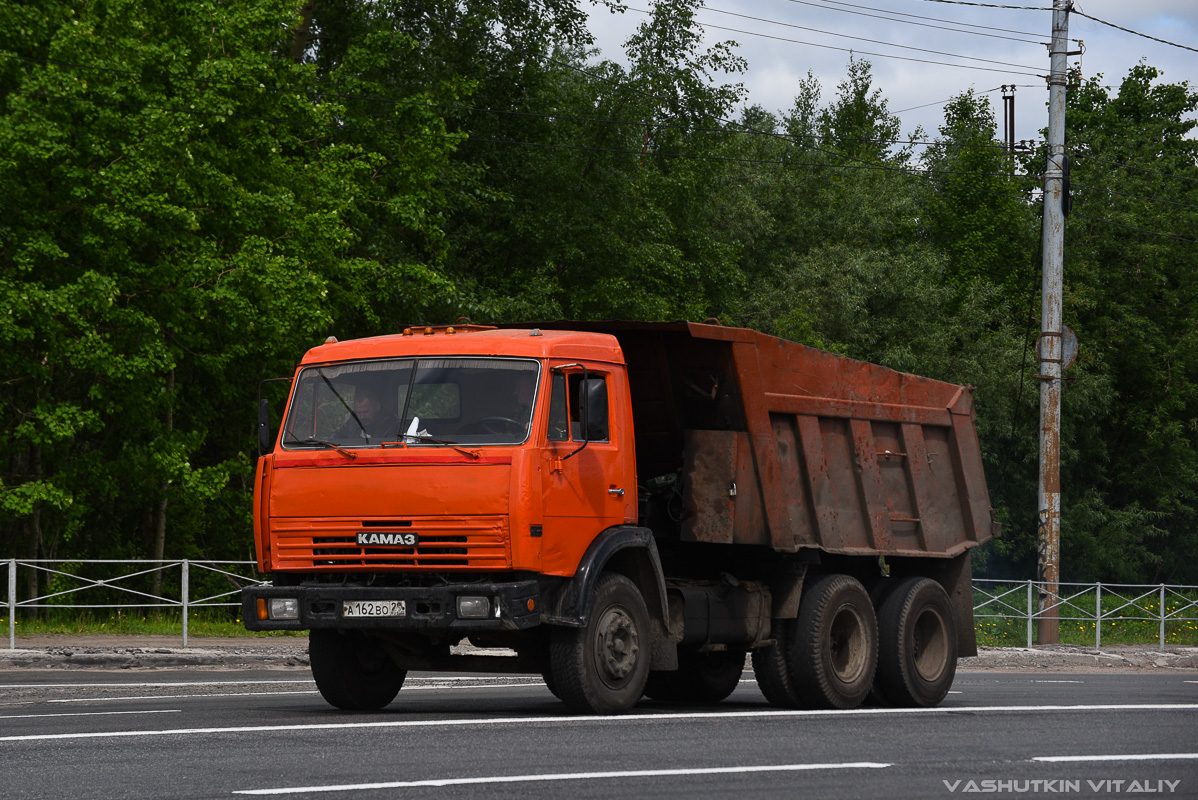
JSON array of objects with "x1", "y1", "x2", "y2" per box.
[
  {"x1": 644, "y1": 649, "x2": 746, "y2": 704},
  {"x1": 541, "y1": 669, "x2": 561, "y2": 700},
  {"x1": 866, "y1": 578, "x2": 896, "y2": 707},
  {"x1": 642, "y1": 670, "x2": 678, "y2": 701},
  {"x1": 549, "y1": 573, "x2": 651, "y2": 714},
  {"x1": 309, "y1": 629, "x2": 406, "y2": 711},
  {"x1": 876, "y1": 577, "x2": 957, "y2": 707},
  {"x1": 789, "y1": 574, "x2": 878, "y2": 710},
  {"x1": 751, "y1": 617, "x2": 804, "y2": 708}
]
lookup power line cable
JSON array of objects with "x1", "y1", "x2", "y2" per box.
[
  {"x1": 622, "y1": 5, "x2": 1045, "y2": 77},
  {"x1": 916, "y1": 0, "x2": 1048, "y2": 10},
  {"x1": 699, "y1": 4, "x2": 1043, "y2": 68},
  {"x1": 796, "y1": 0, "x2": 1058, "y2": 40},
  {"x1": 895, "y1": 83, "x2": 1042, "y2": 114},
  {"x1": 1071, "y1": 8, "x2": 1198, "y2": 54}
]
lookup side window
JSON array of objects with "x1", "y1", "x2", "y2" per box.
[
  {"x1": 548, "y1": 372, "x2": 609, "y2": 442},
  {"x1": 548, "y1": 373, "x2": 569, "y2": 441}
]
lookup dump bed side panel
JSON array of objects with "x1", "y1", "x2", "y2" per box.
[
  {"x1": 501, "y1": 321, "x2": 996, "y2": 557},
  {"x1": 755, "y1": 332, "x2": 993, "y2": 556}
]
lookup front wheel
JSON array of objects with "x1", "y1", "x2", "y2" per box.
[
  {"x1": 549, "y1": 573, "x2": 651, "y2": 714},
  {"x1": 309, "y1": 630, "x2": 406, "y2": 711}
]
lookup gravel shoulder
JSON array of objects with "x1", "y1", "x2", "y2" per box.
[{"x1": 2, "y1": 635, "x2": 1197, "y2": 672}]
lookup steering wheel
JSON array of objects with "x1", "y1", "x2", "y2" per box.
[{"x1": 475, "y1": 416, "x2": 524, "y2": 435}]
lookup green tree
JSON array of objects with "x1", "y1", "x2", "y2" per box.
[
  {"x1": 443, "y1": 0, "x2": 750, "y2": 321},
  {"x1": 1056, "y1": 64, "x2": 1198, "y2": 582},
  {"x1": 0, "y1": 0, "x2": 461, "y2": 597}
]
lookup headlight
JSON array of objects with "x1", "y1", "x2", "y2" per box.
[
  {"x1": 456, "y1": 596, "x2": 491, "y2": 619},
  {"x1": 268, "y1": 598, "x2": 299, "y2": 620}
]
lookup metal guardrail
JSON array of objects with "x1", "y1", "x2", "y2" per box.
[
  {"x1": 4, "y1": 559, "x2": 267, "y2": 649},
  {"x1": 5, "y1": 562, "x2": 1197, "y2": 651},
  {"x1": 973, "y1": 578, "x2": 1198, "y2": 649}
]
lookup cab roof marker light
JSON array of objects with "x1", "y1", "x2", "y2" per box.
[{"x1": 324, "y1": 336, "x2": 337, "y2": 344}]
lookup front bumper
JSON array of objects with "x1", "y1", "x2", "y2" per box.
[{"x1": 242, "y1": 580, "x2": 541, "y2": 633}]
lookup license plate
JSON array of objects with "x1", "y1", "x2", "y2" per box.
[{"x1": 342, "y1": 600, "x2": 406, "y2": 618}]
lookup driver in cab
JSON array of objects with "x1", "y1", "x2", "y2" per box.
[{"x1": 336, "y1": 383, "x2": 399, "y2": 443}]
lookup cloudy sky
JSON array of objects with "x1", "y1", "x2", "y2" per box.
[{"x1": 583, "y1": 0, "x2": 1198, "y2": 150}]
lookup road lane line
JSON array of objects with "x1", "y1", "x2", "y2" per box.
[
  {"x1": 0, "y1": 710, "x2": 182, "y2": 720},
  {"x1": 0, "y1": 681, "x2": 314, "y2": 689},
  {"x1": 49, "y1": 691, "x2": 320, "y2": 703},
  {"x1": 44, "y1": 684, "x2": 545, "y2": 703},
  {"x1": 233, "y1": 762, "x2": 894, "y2": 795},
  {"x1": 2, "y1": 703, "x2": 1197, "y2": 743},
  {"x1": 1033, "y1": 753, "x2": 1198, "y2": 763}
]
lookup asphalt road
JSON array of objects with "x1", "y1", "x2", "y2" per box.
[{"x1": 3, "y1": 669, "x2": 1197, "y2": 800}]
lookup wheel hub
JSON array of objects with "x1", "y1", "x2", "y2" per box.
[{"x1": 595, "y1": 606, "x2": 640, "y2": 682}]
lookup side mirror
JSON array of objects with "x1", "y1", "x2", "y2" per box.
[
  {"x1": 257, "y1": 398, "x2": 272, "y2": 456},
  {"x1": 578, "y1": 378, "x2": 608, "y2": 441}
]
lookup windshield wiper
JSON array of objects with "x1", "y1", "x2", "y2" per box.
[
  {"x1": 291, "y1": 437, "x2": 358, "y2": 460},
  {"x1": 381, "y1": 432, "x2": 480, "y2": 460},
  {"x1": 318, "y1": 370, "x2": 370, "y2": 442}
]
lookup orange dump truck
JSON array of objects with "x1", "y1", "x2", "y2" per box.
[{"x1": 243, "y1": 321, "x2": 998, "y2": 713}]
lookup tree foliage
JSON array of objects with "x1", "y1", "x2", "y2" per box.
[{"x1": 2, "y1": 1, "x2": 1194, "y2": 586}]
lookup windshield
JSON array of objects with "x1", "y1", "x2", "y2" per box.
[{"x1": 281, "y1": 357, "x2": 540, "y2": 448}]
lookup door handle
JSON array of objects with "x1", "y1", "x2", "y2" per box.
[{"x1": 608, "y1": 488, "x2": 625, "y2": 497}]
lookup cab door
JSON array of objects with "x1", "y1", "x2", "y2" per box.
[{"x1": 539, "y1": 364, "x2": 635, "y2": 576}]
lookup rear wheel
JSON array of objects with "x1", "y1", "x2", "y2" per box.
[
  {"x1": 789, "y1": 574, "x2": 877, "y2": 710},
  {"x1": 876, "y1": 577, "x2": 957, "y2": 707},
  {"x1": 541, "y1": 669, "x2": 561, "y2": 699},
  {"x1": 644, "y1": 649, "x2": 746, "y2": 704},
  {"x1": 752, "y1": 617, "x2": 804, "y2": 708},
  {"x1": 309, "y1": 630, "x2": 405, "y2": 711},
  {"x1": 549, "y1": 573, "x2": 651, "y2": 714}
]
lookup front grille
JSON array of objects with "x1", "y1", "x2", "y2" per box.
[{"x1": 273, "y1": 516, "x2": 508, "y2": 570}]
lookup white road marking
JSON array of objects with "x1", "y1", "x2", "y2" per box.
[
  {"x1": 45, "y1": 685, "x2": 543, "y2": 704},
  {"x1": 1033, "y1": 753, "x2": 1198, "y2": 763},
  {"x1": 233, "y1": 762, "x2": 893, "y2": 795},
  {"x1": 0, "y1": 681, "x2": 314, "y2": 689},
  {"x1": 45, "y1": 684, "x2": 546, "y2": 703},
  {"x1": 0, "y1": 710, "x2": 182, "y2": 720},
  {"x1": 403, "y1": 683, "x2": 546, "y2": 691},
  {"x1": 2, "y1": 703, "x2": 1196, "y2": 743},
  {"x1": 1032, "y1": 680, "x2": 1084, "y2": 683},
  {"x1": 50, "y1": 691, "x2": 321, "y2": 703}
]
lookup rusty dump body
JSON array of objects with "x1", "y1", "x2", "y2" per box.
[{"x1": 524, "y1": 320, "x2": 997, "y2": 559}]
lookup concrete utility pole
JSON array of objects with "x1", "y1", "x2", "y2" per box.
[{"x1": 1036, "y1": 0, "x2": 1071, "y2": 645}]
